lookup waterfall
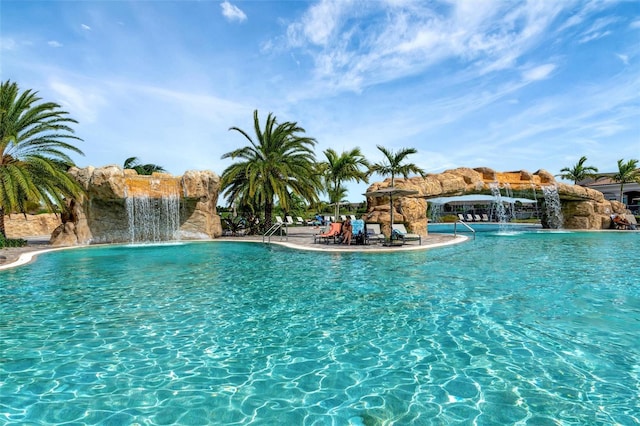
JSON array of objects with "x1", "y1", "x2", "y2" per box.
[
  {"x1": 542, "y1": 185, "x2": 564, "y2": 229},
  {"x1": 429, "y1": 203, "x2": 442, "y2": 223},
  {"x1": 125, "y1": 195, "x2": 181, "y2": 243},
  {"x1": 489, "y1": 183, "x2": 508, "y2": 223}
]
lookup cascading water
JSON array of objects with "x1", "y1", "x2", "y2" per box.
[
  {"x1": 489, "y1": 183, "x2": 507, "y2": 222},
  {"x1": 125, "y1": 195, "x2": 181, "y2": 243},
  {"x1": 542, "y1": 185, "x2": 564, "y2": 229},
  {"x1": 429, "y1": 203, "x2": 442, "y2": 223}
]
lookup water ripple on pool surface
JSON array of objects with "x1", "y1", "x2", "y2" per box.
[{"x1": 1, "y1": 232, "x2": 639, "y2": 424}]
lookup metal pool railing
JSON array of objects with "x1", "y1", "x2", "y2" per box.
[{"x1": 454, "y1": 220, "x2": 476, "y2": 239}]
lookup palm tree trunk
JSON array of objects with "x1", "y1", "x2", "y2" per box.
[
  {"x1": 620, "y1": 183, "x2": 625, "y2": 203},
  {"x1": 264, "y1": 201, "x2": 273, "y2": 230},
  {"x1": 0, "y1": 207, "x2": 6, "y2": 239}
]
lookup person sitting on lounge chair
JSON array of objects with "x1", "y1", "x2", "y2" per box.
[
  {"x1": 612, "y1": 214, "x2": 636, "y2": 230},
  {"x1": 341, "y1": 217, "x2": 353, "y2": 245}
]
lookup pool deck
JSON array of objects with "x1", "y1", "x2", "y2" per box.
[{"x1": 0, "y1": 227, "x2": 467, "y2": 270}]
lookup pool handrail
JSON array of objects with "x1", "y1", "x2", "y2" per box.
[{"x1": 454, "y1": 220, "x2": 476, "y2": 239}]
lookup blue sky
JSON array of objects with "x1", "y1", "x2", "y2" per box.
[{"x1": 2, "y1": 0, "x2": 639, "y2": 203}]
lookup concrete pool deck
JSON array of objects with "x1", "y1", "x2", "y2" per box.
[{"x1": 0, "y1": 227, "x2": 468, "y2": 270}]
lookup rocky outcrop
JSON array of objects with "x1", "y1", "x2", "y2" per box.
[
  {"x1": 50, "y1": 166, "x2": 222, "y2": 245},
  {"x1": 4, "y1": 214, "x2": 62, "y2": 238},
  {"x1": 365, "y1": 167, "x2": 625, "y2": 235}
]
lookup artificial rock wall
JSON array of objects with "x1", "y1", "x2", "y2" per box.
[
  {"x1": 365, "y1": 167, "x2": 626, "y2": 235},
  {"x1": 50, "y1": 165, "x2": 222, "y2": 246}
]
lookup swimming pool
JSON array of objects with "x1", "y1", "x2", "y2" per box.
[{"x1": 1, "y1": 231, "x2": 638, "y2": 424}]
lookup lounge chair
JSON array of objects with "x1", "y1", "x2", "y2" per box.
[
  {"x1": 391, "y1": 224, "x2": 422, "y2": 245},
  {"x1": 314, "y1": 222, "x2": 342, "y2": 244},
  {"x1": 458, "y1": 214, "x2": 465, "y2": 221},
  {"x1": 275, "y1": 216, "x2": 285, "y2": 225},
  {"x1": 349, "y1": 215, "x2": 357, "y2": 221},
  {"x1": 285, "y1": 216, "x2": 295, "y2": 225},
  {"x1": 340, "y1": 215, "x2": 347, "y2": 222},
  {"x1": 365, "y1": 223, "x2": 385, "y2": 244},
  {"x1": 473, "y1": 214, "x2": 481, "y2": 221},
  {"x1": 295, "y1": 216, "x2": 305, "y2": 225},
  {"x1": 481, "y1": 214, "x2": 489, "y2": 222},
  {"x1": 466, "y1": 214, "x2": 474, "y2": 222}
]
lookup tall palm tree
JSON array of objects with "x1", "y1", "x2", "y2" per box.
[
  {"x1": 558, "y1": 156, "x2": 599, "y2": 184},
  {"x1": 320, "y1": 148, "x2": 370, "y2": 219},
  {"x1": 220, "y1": 110, "x2": 321, "y2": 229},
  {"x1": 123, "y1": 156, "x2": 166, "y2": 175},
  {"x1": 370, "y1": 145, "x2": 425, "y2": 230},
  {"x1": 0, "y1": 80, "x2": 84, "y2": 239},
  {"x1": 612, "y1": 158, "x2": 639, "y2": 203}
]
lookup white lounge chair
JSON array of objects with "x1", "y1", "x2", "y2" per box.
[
  {"x1": 349, "y1": 215, "x2": 357, "y2": 221},
  {"x1": 458, "y1": 214, "x2": 465, "y2": 221},
  {"x1": 275, "y1": 216, "x2": 285, "y2": 225},
  {"x1": 296, "y1": 216, "x2": 305, "y2": 225},
  {"x1": 365, "y1": 223, "x2": 385, "y2": 244},
  {"x1": 473, "y1": 214, "x2": 481, "y2": 221},
  {"x1": 340, "y1": 215, "x2": 347, "y2": 222},
  {"x1": 466, "y1": 214, "x2": 474, "y2": 222},
  {"x1": 285, "y1": 216, "x2": 295, "y2": 225},
  {"x1": 391, "y1": 224, "x2": 421, "y2": 245},
  {"x1": 481, "y1": 214, "x2": 489, "y2": 222}
]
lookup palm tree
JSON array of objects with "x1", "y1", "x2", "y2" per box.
[
  {"x1": 123, "y1": 156, "x2": 166, "y2": 175},
  {"x1": 220, "y1": 110, "x2": 321, "y2": 229},
  {"x1": 558, "y1": 156, "x2": 599, "y2": 184},
  {"x1": 369, "y1": 145, "x2": 425, "y2": 230},
  {"x1": 612, "y1": 158, "x2": 639, "y2": 203},
  {"x1": 320, "y1": 148, "x2": 370, "y2": 219},
  {"x1": 0, "y1": 80, "x2": 84, "y2": 239}
]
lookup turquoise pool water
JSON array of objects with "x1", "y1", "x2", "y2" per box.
[{"x1": 1, "y1": 231, "x2": 639, "y2": 425}]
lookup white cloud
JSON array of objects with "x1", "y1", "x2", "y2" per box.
[
  {"x1": 48, "y1": 40, "x2": 63, "y2": 48},
  {"x1": 49, "y1": 80, "x2": 105, "y2": 123},
  {"x1": 616, "y1": 53, "x2": 629, "y2": 65},
  {"x1": 282, "y1": 2, "x2": 570, "y2": 93},
  {"x1": 578, "y1": 16, "x2": 617, "y2": 43},
  {"x1": 522, "y1": 64, "x2": 556, "y2": 82},
  {"x1": 81, "y1": 24, "x2": 91, "y2": 31},
  {"x1": 630, "y1": 20, "x2": 640, "y2": 29},
  {"x1": 220, "y1": 1, "x2": 247, "y2": 23},
  {"x1": 0, "y1": 37, "x2": 16, "y2": 50}
]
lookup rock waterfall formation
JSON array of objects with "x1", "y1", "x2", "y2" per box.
[
  {"x1": 365, "y1": 167, "x2": 627, "y2": 236},
  {"x1": 50, "y1": 166, "x2": 222, "y2": 246}
]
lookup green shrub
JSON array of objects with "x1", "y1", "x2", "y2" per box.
[
  {"x1": 0, "y1": 236, "x2": 28, "y2": 248},
  {"x1": 440, "y1": 215, "x2": 459, "y2": 223}
]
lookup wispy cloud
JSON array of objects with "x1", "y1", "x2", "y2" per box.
[
  {"x1": 522, "y1": 64, "x2": 556, "y2": 82},
  {"x1": 577, "y1": 16, "x2": 618, "y2": 43},
  {"x1": 283, "y1": 1, "x2": 569, "y2": 93},
  {"x1": 616, "y1": 53, "x2": 629, "y2": 65},
  {"x1": 48, "y1": 40, "x2": 63, "y2": 48},
  {"x1": 81, "y1": 24, "x2": 91, "y2": 31},
  {"x1": 0, "y1": 37, "x2": 16, "y2": 50},
  {"x1": 220, "y1": 1, "x2": 247, "y2": 23}
]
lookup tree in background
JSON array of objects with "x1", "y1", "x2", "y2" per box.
[
  {"x1": 123, "y1": 156, "x2": 166, "y2": 175},
  {"x1": 558, "y1": 156, "x2": 599, "y2": 184},
  {"x1": 0, "y1": 80, "x2": 84, "y2": 240},
  {"x1": 370, "y1": 145, "x2": 425, "y2": 229},
  {"x1": 320, "y1": 148, "x2": 370, "y2": 220},
  {"x1": 370, "y1": 145, "x2": 425, "y2": 187},
  {"x1": 220, "y1": 110, "x2": 321, "y2": 229},
  {"x1": 612, "y1": 158, "x2": 639, "y2": 203}
]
